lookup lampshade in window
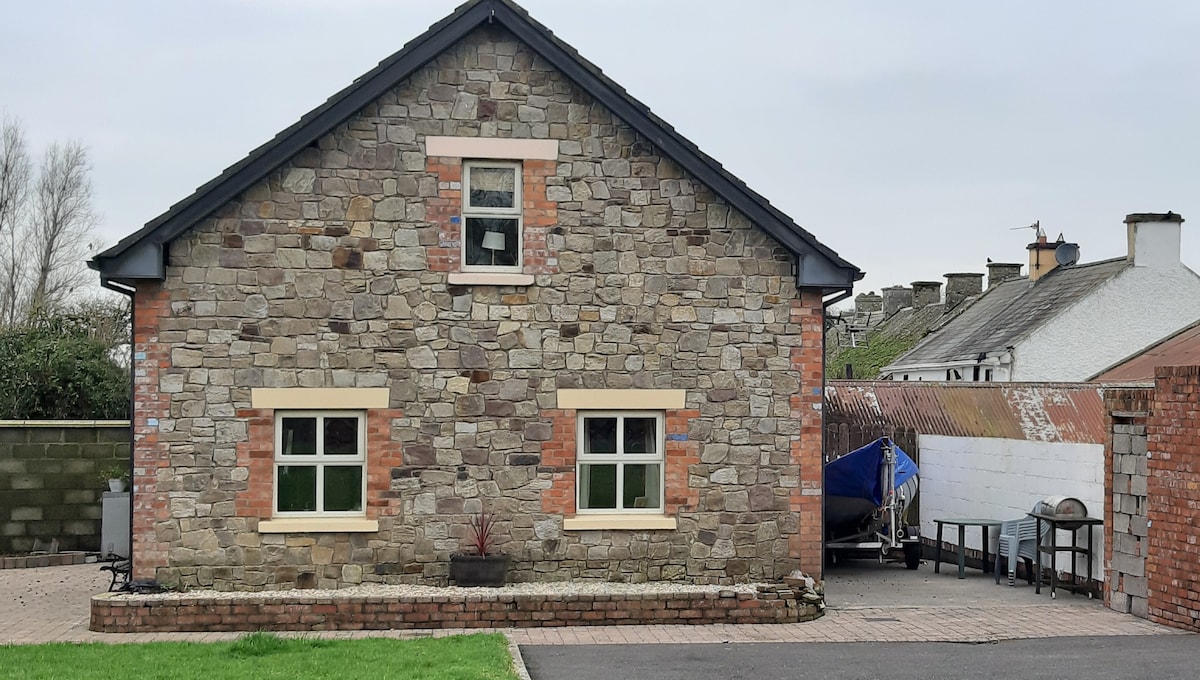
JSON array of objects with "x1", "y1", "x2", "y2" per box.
[{"x1": 481, "y1": 231, "x2": 506, "y2": 251}]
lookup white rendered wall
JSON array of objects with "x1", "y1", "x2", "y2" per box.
[
  {"x1": 1014, "y1": 264, "x2": 1200, "y2": 381},
  {"x1": 918, "y1": 434, "x2": 1105, "y2": 580}
]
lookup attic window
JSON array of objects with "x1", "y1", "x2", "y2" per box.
[{"x1": 462, "y1": 161, "x2": 521, "y2": 272}]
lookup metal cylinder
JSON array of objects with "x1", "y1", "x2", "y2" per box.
[{"x1": 1033, "y1": 496, "x2": 1087, "y2": 519}]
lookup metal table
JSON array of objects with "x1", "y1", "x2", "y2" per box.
[
  {"x1": 1029, "y1": 512, "x2": 1103, "y2": 598},
  {"x1": 934, "y1": 518, "x2": 1001, "y2": 579}
]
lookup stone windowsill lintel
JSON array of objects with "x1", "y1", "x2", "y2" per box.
[
  {"x1": 258, "y1": 519, "x2": 379, "y2": 534},
  {"x1": 562, "y1": 515, "x2": 677, "y2": 531},
  {"x1": 447, "y1": 272, "x2": 535, "y2": 286}
]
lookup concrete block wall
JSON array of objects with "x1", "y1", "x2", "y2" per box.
[
  {"x1": 0, "y1": 422, "x2": 130, "y2": 554},
  {"x1": 1103, "y1": 388, "x2": 1152, "y2": 618},
  {"x1": 1146, "y1": 366, "x2": 1200, "y2": 632}
]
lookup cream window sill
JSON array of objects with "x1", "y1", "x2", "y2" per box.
[
  {"x1": 563, "y1": 515, "x2": 677, "y2": 531},
  {"x1": 258, "y1": 518, "x2": 379, "y2": 534},
  {"x1": 447, "y1": 272, "x2": 535, "y2": 286}
]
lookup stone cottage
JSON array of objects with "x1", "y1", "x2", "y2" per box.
[{"x1": 90, "y1": 0, "x2": 860, "y2": 591}]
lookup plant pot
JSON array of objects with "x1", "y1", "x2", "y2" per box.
[
  {"x1": 107, "y1": 479, "x2": 127, "y2": 493},
  {"x1": 449, "y1": 553, "x2": 510, "y2": 587}
]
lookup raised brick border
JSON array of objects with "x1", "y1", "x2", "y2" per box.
[
  {"x1": 90, "y1": 585, "x2": 821, "y2": 633},
  {"x1": 1, "y1": 552, "x2": 93, "y2": 570}
]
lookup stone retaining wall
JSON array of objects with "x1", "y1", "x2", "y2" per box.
[
  {"x1": 0, "y1": 421, "x2": 130, "y2": 554},
  {"x1": 90, "y1": 584, "x2": 820, "y2": 633}
]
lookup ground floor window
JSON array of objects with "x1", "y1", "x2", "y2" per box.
[
  {"x1": 576, "y1": 411, "x2": 664, "y2": 512},
  {"x1": 274, "y1": 411, "x2": 365, "y2": 516}
]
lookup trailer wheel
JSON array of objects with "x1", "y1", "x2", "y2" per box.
[{"x1": 903, "y1": 542, "x2": 921, "y2": 570}]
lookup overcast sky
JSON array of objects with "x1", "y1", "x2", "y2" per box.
[{"x1": 4, "y1": 0, "x2": 1200, "y2": 302}]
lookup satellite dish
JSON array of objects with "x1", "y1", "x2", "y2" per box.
[{"x1": 1054, "y1": 242, "x2": 1080, "y2": 266}]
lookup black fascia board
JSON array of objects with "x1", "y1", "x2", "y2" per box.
[{"x1": 93, "y1": 0, "x2": 861, "y2": 291}]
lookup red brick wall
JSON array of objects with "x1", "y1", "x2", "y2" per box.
[
  {"x1": 131, "y1": 281, "x2": 173, "y2": 580},
  {"x1": 1146, "y1": 366, "x2": 1200, "y2": 631},
  {"x1": 425, "y1": 157, "x2": 557, "y2": 274},
  {"x1": 91, "y1": 585, "x2": 821, "y2": 633},
  {"x1": 790, "y1": 290, "x2": 825, "y2": 577},
  {"x1": 235, "y1": 409, "x2": 405, "y2": 521}
]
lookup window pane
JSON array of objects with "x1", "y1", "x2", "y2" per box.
[
  {"x1": 324, "y1": 465, "x2": 363, "y2": 512},
  {"x1": 281, "y1": 418, "x2": 317, "y2": 456},
  {"x1": 623, "y1": 464, "x2": 661, "y2": 509},
  {"x1": 579, "y1": 464, "x2": 617, "y2": 509},
  {"x1": 624, "y1": 417, "x2": 657, "y2": 454},
  {"x1": 468, "y1": 166, "x2": 516, "y2": 208},
  {"x1": 464, "y1": 217, "x2": 519, "y2": 267},
  {"x1": 277, "y1": 465, "x2": 317, "y2": 512},
  {"x1": 324, "y1": 417, "x2": 359, "y2": 455},
  {"x1": 584, "y1": 417, "x2": 617, "y2": 454}
]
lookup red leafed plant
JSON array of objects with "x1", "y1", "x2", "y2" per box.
[{"x1": 466, "y1": 509, "x2": 500, "y2": 557}]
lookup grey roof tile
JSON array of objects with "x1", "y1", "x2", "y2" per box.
[{"x1": 888, "y1": 258, "x2": 1130, "y2": 367}]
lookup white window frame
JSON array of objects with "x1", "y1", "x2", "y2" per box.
[
  {"x1": 273, "y1": 410, "x2": 367, "y2": 518},
  {"x1": 461, "y1": 160, "x2": 523, "y2": 273},
  {"x1": 575, "y1": 411, "x2": 666, "y2": 514}
]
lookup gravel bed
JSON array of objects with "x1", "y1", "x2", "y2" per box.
[{"x1": 110, "y1": 580, "x2": 767, "y2": 601}]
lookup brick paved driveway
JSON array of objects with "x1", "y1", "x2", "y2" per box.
[{"x1": 0, "y1": 560, "x2": 1183, "y2": 646}]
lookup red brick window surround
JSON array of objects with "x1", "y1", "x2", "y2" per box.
[
  {"x1": 541, "y1": 390, "x2": 699, "y2": 529},
  {"x1": 236, "y1": 389, "x2": 402, "y2": 531},
  {"x1": 423, "y1": 136, "x2": 558, "y2": 282}
]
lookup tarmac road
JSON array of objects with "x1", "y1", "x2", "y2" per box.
[{"x1": 521, "y1": 636, "x2": 1200, "y2": 680}]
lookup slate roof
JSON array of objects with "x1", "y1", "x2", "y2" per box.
[
  {"x1": 1090, "y1": 319, "x2": 1200, "y2": 382},
  {"x1": 885, "y1": 257, "x2": 1131, "y2": 369},
  {"x1": 90, "y1": 0, "x2": 860, "y2": 293}
]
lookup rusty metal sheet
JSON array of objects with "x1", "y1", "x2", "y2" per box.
[{"x1": 826, "y1": 381, "x2": 1106, "y2": 444}]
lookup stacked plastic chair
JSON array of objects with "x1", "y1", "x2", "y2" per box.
[{"x1": 994, "y1": 516, "x2": 1042, "y2": 586}]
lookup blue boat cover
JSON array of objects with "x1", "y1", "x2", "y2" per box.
[{"x1": 825, "y1": 439, "x2": 918, "y2": 506}]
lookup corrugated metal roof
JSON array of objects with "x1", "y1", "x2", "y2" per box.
[
  {"x1": 885, "y1": 258, "x2": 1130, "y2": 369},
  {"x1": 825, "y1": 381, "x2": 1107, "y2": 443},
  {"x1": 1091, "y1": 320, "x2": 1200, "y2": 382}
]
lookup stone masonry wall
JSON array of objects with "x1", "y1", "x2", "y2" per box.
[
  {"x1": 0, "y1": 422, "x2": 129, "y2": 554},
  {"x1": 1145, "y1": 366, "x2": 1200, "y2": 631},
  {"x1": 1103, "y1": 388, "x2": 1151, "y2": 618},
  {"x1": 132, "y1": 25, "x2": 825, "y2": 590}
]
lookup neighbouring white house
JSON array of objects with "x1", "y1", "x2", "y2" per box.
[{"x1": 881, "y1": 212, "x2": 1200, "y2": 382}]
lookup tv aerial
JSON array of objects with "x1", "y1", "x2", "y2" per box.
[{"x1": 1010, "y1": 220, "x2": 1045, "y2": 239}]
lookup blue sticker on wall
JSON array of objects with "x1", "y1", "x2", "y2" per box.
[
  {"x1": 812, "y1": 387, "x2": 822, "y2": 395},
  {"x1": 134, "y1": 352, "x2": 146, "y2": 361},
  {"x1": 450, "y1": 216, "x2": 461, "y2": 223},
  {"x1": 147, "y1": 418, "x2": 159, "y2": 427},
  {"x1": 667, "y1": 434, "x2": 688, "y2": 441}
]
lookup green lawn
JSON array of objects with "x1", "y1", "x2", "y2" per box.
[{"x1": 0, "y1": 632, "x2": 519, "y2": 680}]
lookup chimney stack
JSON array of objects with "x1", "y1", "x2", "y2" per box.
[
  {"x1": 944, "y1": 273, "x2": 984, "y2": 310},
  {"x1": 854, "y1": 291, "x2": 882, "y2": 315},
  {"x1": 986, "y1": 261, "x2": 1022, "y2": 288},
  {"x1": 1027, "y1": 233, "x2": 1061, "y2": 282},
  {"x1": 881, "y1": 286, "x2": 912, "y2": 317},
  {"x1": 1126, "y1": 212, "x2": 1184, "y2": 268},
  {"x1": 911, "y1": 281, "x2": 942, "y2": 309}
]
